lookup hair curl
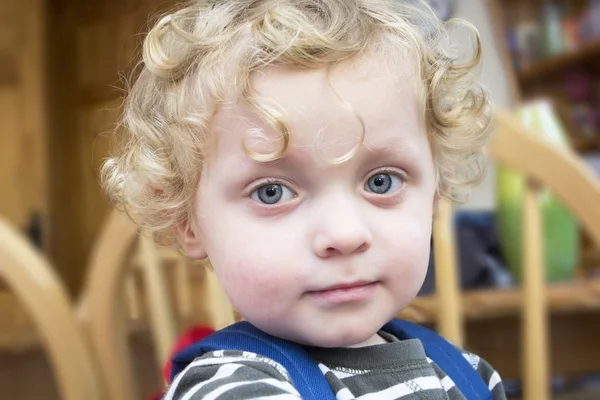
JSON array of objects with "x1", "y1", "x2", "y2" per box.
[{"x1": 101, "y1": 0, "x2": 492, "y2": 244}]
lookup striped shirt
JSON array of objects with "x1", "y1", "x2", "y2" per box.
[{"x1": 164, "y1": 331, "x2": 506, "y2": 399}]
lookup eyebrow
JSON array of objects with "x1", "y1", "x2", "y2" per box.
[
  {"x1": 228, "y1": 147, "x2": 309, "y2": 175},
  {"x1": 359, "y1": 136, "x2": 424, "y2": 165},
  {"x1": 228, "y1": 126, "x2": 426, "y2": 175},
  {"x1": 233, "y1": 144, "x2": 422, "y2": 177}
]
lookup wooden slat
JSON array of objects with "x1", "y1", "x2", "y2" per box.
[
  {"x1": 400, "y1": 279, "x2": 600, "y2": 324},
  {"x1": 137, "y1": 234, "x2": 177, "y2": 369},
  {"x1": 0, "y1": 218, "x2": 103, "y2": 400},
  {"x1": 80, "y1": 210, "x2": 140, "y2": 400},
  {"x1": 432, "y1": 199, "x2": 463, "y2": 346},
  {"x1": 124, "y1": 272, "x2": 142, "y2": 320},
  {"x1": 522, "y1": 181, "x2": 549, "y2": 400},
  {"x1": 490, "y1": 110, "x2": 600, "y2": 247}
]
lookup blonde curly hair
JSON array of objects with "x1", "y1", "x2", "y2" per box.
[{"x1": 101, "y1": 0, "x2": 491, "y2": 244}]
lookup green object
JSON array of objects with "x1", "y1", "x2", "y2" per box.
[{"x1": 496, "y1": 101, "x2": 579, "y2": 283}]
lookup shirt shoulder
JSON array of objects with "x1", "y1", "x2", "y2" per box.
[
  {"x1": 163, "y1": 350, "x2": 302, "y2": 400},
  {"x1": 460, "y1": 350, "x2": 507, "y2": 400}
]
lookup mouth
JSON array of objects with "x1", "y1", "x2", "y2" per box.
[{"x1": 307, "y1": 281, "x2": 379, "y2": 304}]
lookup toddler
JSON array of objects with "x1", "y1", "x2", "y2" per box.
[{"x1": 102, "y1": 0, "x2": 504, "y2": 398}]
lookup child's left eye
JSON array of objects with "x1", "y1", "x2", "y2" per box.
[
  {"x1": 364, "y1": 173, "x2": 404, "y2": 195},
  {"x1": 250, "y1": 183, "x2": 295, "y2": 205}
]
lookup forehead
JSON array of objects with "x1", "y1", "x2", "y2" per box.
[{"x1": 211, "y1": 53, "x2": 426, "y2": 158}]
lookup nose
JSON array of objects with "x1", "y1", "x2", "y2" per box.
[{"x1": 312, "y1": 200, "x2": 372, "y2": 258}]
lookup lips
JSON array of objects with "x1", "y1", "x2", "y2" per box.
[
  {"x1": 316, "y1": 281, "x2": 374, "y2": 292},
  {"x1": 308, "y1": 281, "x2": 378, "y2": 304}
]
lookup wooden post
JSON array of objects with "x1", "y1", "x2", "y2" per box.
[
  {"x1": 81, "y1": 210, "x2": 140, "y2": 400},
  {"x1": 123, "y1": 271, "x2": 141, "y2": 321},
  {"x1": 522, "y1": 180, "x2": 550, "y2": 400},
  {"x1": 433, "y1": 198, "x2": 464, "y2": 347},
  {"x1": 138, "y1": 235, "x2": 178, "y2": 369}
]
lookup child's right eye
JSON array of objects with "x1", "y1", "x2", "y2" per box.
[{"x1": 250, "y1": 183, "x2": 295, "y2": 205}]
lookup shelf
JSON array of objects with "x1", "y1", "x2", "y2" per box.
[
  {"x1": 399, "y1": 279, "x2": 600, "y2": 324},
  {"x1": 2, "y1": 278, "x2": 600, "y2": 352},
  {"x1": 518, "y1": 40, "x2": 600, "y2": 84},
  {"x1": 0, "y1": 302, "x2": 149, "y2": 353}
]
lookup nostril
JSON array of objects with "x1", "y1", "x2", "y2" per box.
[
  {"x1": 323, "y1": 242, "x2": 369, "y2": 257},
  {"x1": 325, "y1": 247, "x2": 337, "y2": 256},
  {"x1": 356, "y1": 242, "x2": 370, "y2": 253}
]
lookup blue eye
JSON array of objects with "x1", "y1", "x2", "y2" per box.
[
  {"x1": 251, "y1": 183, "x2": 294, "y2": 205},
  {"x1": 365, "y1": 173, "x2": 402, "y2": 194}
]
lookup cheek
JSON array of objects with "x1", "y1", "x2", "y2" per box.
[
  {"x1": 382, "y1": 225, "x2": 431, "y2": 303},
  {"x1": 210, "y1": 251, "x2": 298, "y2": 318},
  {"x1": 380, "y1": 205, "x2": 433, "y2": 277},
  {"x1": 387, "y1": 233, "x2": 431, "y2": 278}
]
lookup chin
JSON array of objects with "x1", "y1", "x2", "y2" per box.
[{"x1": 299, "y1": 325, "x2": 381, "y2": 348}]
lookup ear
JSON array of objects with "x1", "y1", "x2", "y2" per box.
[
  {"x1": 433, "y1": 192, "x2": 440, "y2": 210},
  {"x1": 175, "y1": 221, "x2": 207, "y2": 259}
]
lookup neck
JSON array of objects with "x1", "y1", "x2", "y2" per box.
[{"x1": 346, "y1": 333, "x2": 387, "y2": 348}]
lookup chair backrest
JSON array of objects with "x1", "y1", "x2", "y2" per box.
[
  {"x1": 0, "y1": 218, "x2": 104, "y2": 400},
  {"x1": 81, "y1": 109, "x2": 600, "y2": 400},
  {"x1": 430, "y1": 109, "x2": 600, "y2": 400},
  {"x1": 80, "y1": 209, "x2": 236, "y2": 400},
  {"x1": 491, "y1": 109, "x2": 600, "y2": 400},
  {"x1": 79, "y1": 210, "x2": 140, "y2": 400},
  {"x1": 133, "y1": 234, "x2": 179, "y2": 371}
]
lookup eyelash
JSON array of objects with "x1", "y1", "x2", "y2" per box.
[
  {"x1": 247, "y1": 168, "x2": 407, "y2": 200},
  {"x1": 365, "y1": 167, "x2": 408, "y2": 188},
  {"x1": 248, "y1": 177, "x2": 292, "y2": 193},
  {"x1": 367, "y1": 167, "x2": 407, "y2": 182}
]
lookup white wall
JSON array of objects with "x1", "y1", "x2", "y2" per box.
[{"x1": 451, "y1": 0, "x2": 516, "y2": 210}]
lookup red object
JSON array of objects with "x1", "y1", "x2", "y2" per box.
[
  {"x1": 149, "y1": 325, "x2": 215, "y2": 400},
  {"x1": 163, "y1": 325, "x2": 215, "y2": 382}
]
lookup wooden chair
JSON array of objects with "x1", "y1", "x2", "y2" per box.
[
  {"x1": 79, "y1": 210, "x2": 236, "y2": 400},
  {"x1": 420, "y1": 109, "x2": 600, "y2": 400},
  {"x1": 0, "y1": 218, "x2": 104, "y2": 400}
]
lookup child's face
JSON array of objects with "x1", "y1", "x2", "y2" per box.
[{"x1": 181, "y1": 56, "x2": 437, "y2": 347}]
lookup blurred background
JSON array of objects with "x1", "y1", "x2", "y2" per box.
[{"x1": 1, "y1": 0, "x2": 600, "y2": 399}]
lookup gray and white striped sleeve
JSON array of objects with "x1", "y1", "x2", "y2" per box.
[
  {"x1": 163, "y1": 350, "x2": 302, "y2": 400},
  {"x1": 462, "y1": 351, "x2": 507, "y2": 400}
]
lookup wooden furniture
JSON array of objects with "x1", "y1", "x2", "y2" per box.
[
  {"x1": 0, "y1": 218, "x2": 103, "y2": 400},
  {"x1": 492, "y1": 110, "x2": 600, "y2": 399},
  {"x1": 79, "y1": 210, "x2": 236, "y2": 400},
  {"x1": 402, "y1": 109, "x2": 600, "y2": 399},
  {"x1": 487, "y1": 2, "x2": 600, "y2": 392}
]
